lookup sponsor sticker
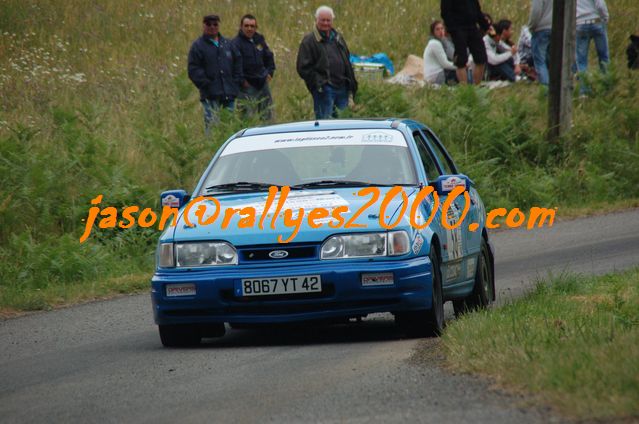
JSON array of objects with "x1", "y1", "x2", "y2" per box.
[
  {"x1": 361, "y1": 273, "x2": 394, "y2": 286},
  {"x1": 220, "y1": 129, "x2": 408, "y2": 156},
  {"x1": 446, "y1": 262, "x2": 461, "y2": 282},
  {"x1": 166, "y1": 283, "x2": 196, "y2": 297},
  {"x1": 442, "y1": 176, "x2": 465, "y2": 192},
  {"x1": 412, "y1": 234, "x2": 424, "y2": 254},
  {"x1": 361, "y1": 132, "x2": 393, "y2": 143},
  {"x1": 466, "y1": 257, "x2": 476, "y2": 278},
  {"x1": 162, "y1": 194, "x2": 181, "y2": 208}
]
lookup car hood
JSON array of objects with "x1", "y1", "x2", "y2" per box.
[{"x1": 165, "y1": 187, "x2": 417, "y2": 245}]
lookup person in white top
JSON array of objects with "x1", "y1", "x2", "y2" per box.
[{"x1": 423, "y1": 21, "x2": 458, "y2": 85}]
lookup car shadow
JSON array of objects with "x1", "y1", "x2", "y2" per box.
[{"x1": 199, "y1": 314, "x2": 409, "y2": 349}]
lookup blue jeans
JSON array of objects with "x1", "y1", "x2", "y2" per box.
[
  {"x1": 531, "y1": 29, "x2": 551, "y2": 85},
  {"x1": 576, "y1": 23, "x2": 609, "y2": 73},
  {"x1": 201, "y1": 97, "x2": 235, "y2": 135},
  {"x1": 488, "y1": 58, "x2": 516, "y2": 82},
  {"x1": 312, "y1": 84, "x2": 349, "y2": 120}
]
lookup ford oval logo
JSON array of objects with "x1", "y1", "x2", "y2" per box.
[{"x1": 269, "y1": 250, "x2": 289, "y2": 259}]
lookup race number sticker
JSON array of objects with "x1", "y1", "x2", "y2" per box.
[{"x1": 446, "y1": 203, "x2": 463, "y2": 260}]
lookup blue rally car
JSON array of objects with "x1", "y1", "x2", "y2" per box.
[{"x1": 152, "y1": 119, "x2": 494, "y2": 347}]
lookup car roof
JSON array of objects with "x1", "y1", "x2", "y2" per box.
[{"x1": 240, "y1": 118, "x2": 416, "y2": 137}]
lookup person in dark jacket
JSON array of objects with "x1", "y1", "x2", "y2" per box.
[
  {"x1": 188, "y1": 14, "x2": 243, "y2": 134},
  {"x1": 627, "y1": 32, "x2": 639, "y2": 69},
  {"x1": 441, "y1": 0, "x2": 491, "y2": 84},
  {"x1": 296, "y1": 5, "x2": 358, "y2": 120},
  {"x1": 232, "y1": 14, "x2": 276, "y2": 121}
]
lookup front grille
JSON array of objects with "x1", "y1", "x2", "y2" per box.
[{"x1": 239, "y1": 244, "x2": 318, "y2": 262}]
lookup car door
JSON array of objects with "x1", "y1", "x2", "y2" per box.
[
  {"x1": 411, "y1": 128, "x2": 464, "y2": 287},
  {"x1": 424, "y1": 129, "x2": 483, "y2": 255},
  {"x1": 421, "y1": 128, "x2": 482, "y2": 283}
]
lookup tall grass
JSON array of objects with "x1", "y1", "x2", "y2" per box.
[
  {"x1": 1, "y1": 0, "x2": 638, "y2": 310},
  {"x1": 443, "y1": 269, "x2": 639, "y2": 420}
]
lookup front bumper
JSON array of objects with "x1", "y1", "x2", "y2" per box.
[{"x1": 151, "y1": 257, "x2": 432, "y2": 325}]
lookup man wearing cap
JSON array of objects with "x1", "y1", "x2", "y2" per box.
[
  {"x1": 232, "y1": 14, "x2": 276, "y2": 121},
  {"x1": 188, "y1": 14, "x2": 243, "y2": 133},
  {"x1": 296, "y1": 5, "x2": 357, "y2": 120}
]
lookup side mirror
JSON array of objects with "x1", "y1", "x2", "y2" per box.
[
  {"x1": 430, "y1": 174, "x2": 472, "y2": 196},
  {"x1": 160, "y1": 190, "x2": 190, "y2": 209}
]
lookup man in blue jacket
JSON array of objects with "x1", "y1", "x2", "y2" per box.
[
  {"x1": 188, "y1": 14, "x2": 243, "y2": 134},
  {"x1": 232, "y1": 14, "x2": 276, "y2": 121}
]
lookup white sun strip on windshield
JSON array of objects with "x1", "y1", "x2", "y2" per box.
[{"x1": 220, "y1": 129, "x2": 408, "y2": 156}]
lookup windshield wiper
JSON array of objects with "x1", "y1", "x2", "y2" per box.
[
  {"x1": 205, "y1": 181, "x2": 283, "y2": 193},
  {"x1": 291, "y1": 180, "x2": 388, "y2": 189}
]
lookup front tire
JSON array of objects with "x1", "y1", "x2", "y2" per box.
[
  {"x1": 396, "y1": 246, "x2": 445, "y2": 337},
  {"x1": 159, "y1": 324, "x2": 202, "y2": 347}
]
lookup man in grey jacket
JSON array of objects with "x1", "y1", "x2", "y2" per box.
[
  {"x1": 528, "y1": 0, "x2": 553, "y2": 85},
  {"x1": 296, "y1": 6, "x2": 357, "y2": 119},
  {"x1": 576, "y1": 0, "x2": 609, "y2": 93}
]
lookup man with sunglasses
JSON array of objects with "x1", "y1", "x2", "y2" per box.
[
  {"x1": 232, "y1": 14, "x2": 276, "y2": 121},
  {"x1": 188, "y1": 14, "x2": 243, "y2": 134}
]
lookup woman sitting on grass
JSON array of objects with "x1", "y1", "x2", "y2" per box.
[{"x1": 423, "y1": 20, "x2": 458, "y2": 85}]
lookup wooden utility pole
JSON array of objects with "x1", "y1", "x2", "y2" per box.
[{"x1": 548, "y1": 0, "x2": 576, "y2": 142}]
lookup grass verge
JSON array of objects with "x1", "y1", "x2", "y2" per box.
[
  {"x1": 0, "y1": 272, "x2": 149, "y2": 319},
  {"x1": 442, "y1": 268, "x2": 639, "y2": 421}
]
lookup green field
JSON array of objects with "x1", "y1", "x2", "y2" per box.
[
  {"x1": 443, "y1": 268, "x2": 639, "y2": 420},
  {"x1": 1, "y1": 0, "x2": 638, "y2": 311}
]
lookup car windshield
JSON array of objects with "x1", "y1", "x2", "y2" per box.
[{"x1": 200, "y1": 129, "x2": 418, "y2": 194}]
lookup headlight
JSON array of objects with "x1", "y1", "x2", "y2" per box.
[
  {"x1": 320, "y1": 231, "x2": 410, "y2": 259},
  {"x1": 157, "y1": 243, "x2": 175, "y2": 268},
  {"x1": 175, "y1": 241, "x2": 238, "y2": 267}
]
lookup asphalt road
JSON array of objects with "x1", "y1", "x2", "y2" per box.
[{"x1": 1, "y1": 209, "x2": 638, "y2": 423}]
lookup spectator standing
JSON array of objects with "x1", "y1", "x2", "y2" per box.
[
  {"x1": 517, "y1": 25, "x2": 538, "y2": 80},
  {"x1": 423, "y1": 20, "x2": 458, "y2": 85},
  {"x1": 188, "y1": 15, "x2": 243, "y2": 134},
  {"x1": 441, "y1": 0, "x2": 491, "y2": 85},
  {"x1": 232, "y1": 14, "x2": 276, "y2": 121},
  {"x1": 576, "y1": 0, "x2": 610, "y2": 94},
  {"x1": 296, "y1": 6, "x2": 358, "y2": 120},
  {"x1": 528, "y1": 0, "x2": 553, "y2": 86}
]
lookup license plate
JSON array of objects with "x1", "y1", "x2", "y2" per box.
[
  {"x1": 166, "y1": 283, "x2": 196, "y2": 297},
  {"x1": 239, "y1": 275, "x2": 322, "y2": 297}
]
